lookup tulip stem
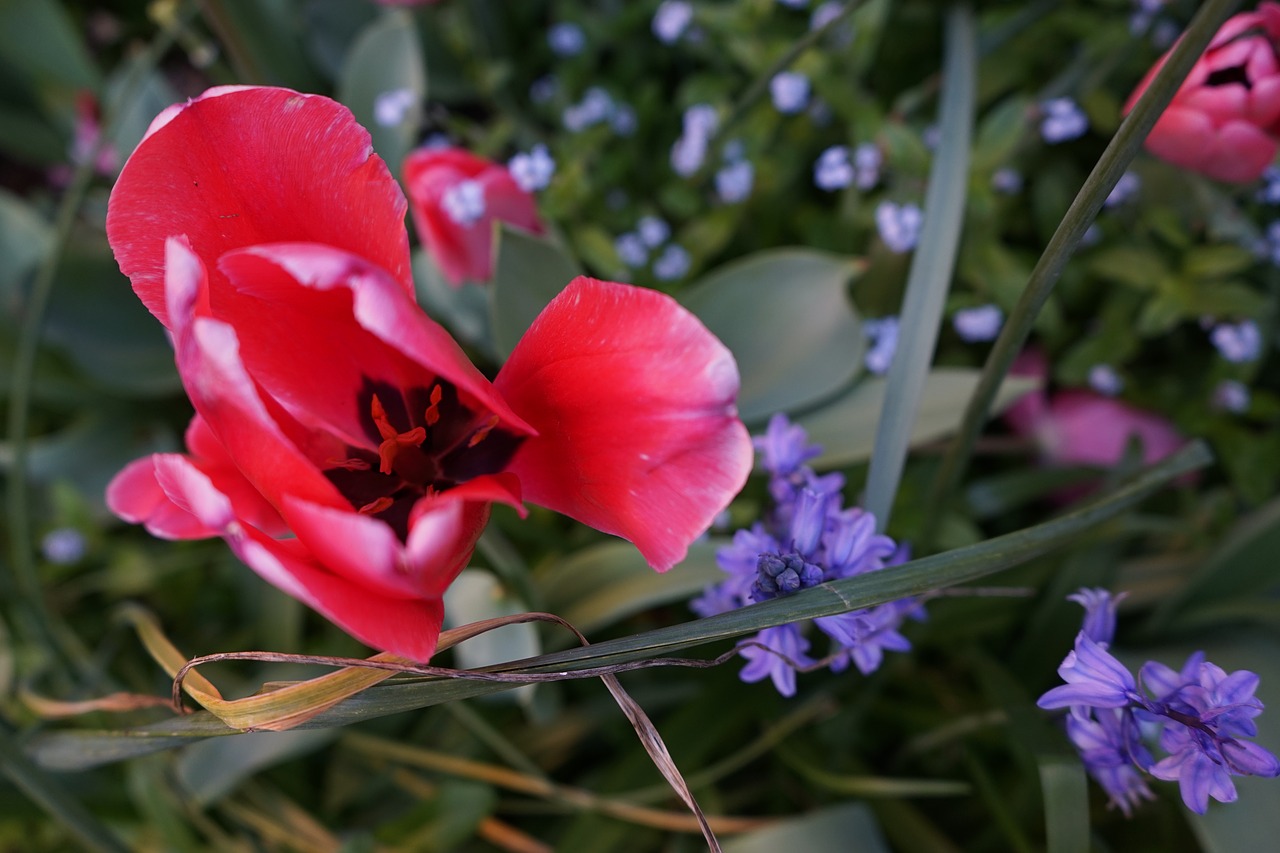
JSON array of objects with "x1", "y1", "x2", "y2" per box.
[
  {"x1": 3, "y1": 3, "x2": 196, "y2": 676},
  {"x1": 920, "y1": 0, "x2": 1244, "y2": 551}
]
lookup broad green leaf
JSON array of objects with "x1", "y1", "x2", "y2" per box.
[
  {"x1": 972, "y1": 95, "x2": 1031, "y2": 173},
  {"x1": 0, "y1": 0, "x2": 98, "y2": 91},
  {"x1": 723, "y1": 804, "x2": 889, "y2": 853},
  {"x1": 864, "y1": 5, "x2": 975, "y2": 527},
  {"x1": 204, "y1": 0, "x2": 323, "y2": 90},
  {"x1": 1087, "y1": 247, "x2": 1168, "y2": 289},
  {"x1": 338, "y1": 8, "x2": 426, "y2": 171},
  {"x1": 1182, "y1": 244, "x2": 1258, "y2": 280},
  {"x1": 103, "y1": 57, "x2": 179, "y2": 166},
  {"x1": 27, "y1": 442, "x2": 1211, "y2": 770},
  {"x1": 1039, "y1": 759, "x2": 1088, "y2": 853},
  {"x1": 489, "y1": 224, "x2": 580, "y2": 357},
  {"x1": 536, "y1": 539, "x2": 726, "y2": 638},
  {"x1": 681, "y1": 249, "x2": 865, "y2": 422},
  {"x1": 443, "y1": 570, "x2": 540, "y2": 706},
  {"x1": 799, "y1": 369, "x2": 1038, "y2": 468}
]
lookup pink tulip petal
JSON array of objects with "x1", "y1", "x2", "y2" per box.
[
  {"x1": 495, "y1": 277, "x2": 752, "y2": 571},
  {"x1": 107, "y1": 86, "x2": 411, "y2": 327},
  {"x1": 183, "y1": 415, "x2": 288, "y2": 537},
  {"x1": 1145, "y1": 107, "x2": 1218, "y2": 172},
  {"x1": 1041, "y1": 392, "x2": 1184, "y2": 468},
  {"x1": 214, "y1": 242, "x2": 535, "y2": 446},
  {"x1": 282, "y1": 497, "x2": 417, "y2": 599},
  {"x1": 106, "y1": 455, "x2": 222, "y2": 540},
  {"x1": 163, "y1": 237, "x2": 346, "y2": 513},
  {"x1": 405, "y1": 473, "x2": 524, "y2": 597},
  {"x1": 1251, "y1": 76, "x2": 1280, "y2": 128},
  {"x1": 1182, "y1": 86, "x2": 1248, "y2": 125},
  {"x1": 1202, "y1": 121, "x2": 1278, "y2": 182}
]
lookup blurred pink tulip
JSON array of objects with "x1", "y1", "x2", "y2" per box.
[{"x1": 1125, "y1": 2, "x2": 1280, "y2": 182}]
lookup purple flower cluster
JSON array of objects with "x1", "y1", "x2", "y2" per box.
[
  {"x1": 1039, "y1": 589, "x2": 1280, "y2": 814},
  {"x1": 691, "y1": 414, "x2": 922, "y2": 697}
]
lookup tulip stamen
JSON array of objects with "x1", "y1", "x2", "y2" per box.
[
  {"x1": 327, "y1": 457, "x2": 371, "y2": 471},
  {"x1": 424, "y1": 383, "x2": 443, "y2": 427},
  {"x1": 371, "y1": 394, "x2": 428, "y2": 475},
  {"x1": 358, "y1": 496, "x2": 395, "y2": 515},
  {"x1": 467, "y1": 415, "x2": 500, "y2": 448}
]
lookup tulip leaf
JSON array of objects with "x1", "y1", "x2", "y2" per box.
[
  {"x1": 798, "y1": 369, "x2": 1038, "y2": 469},
  {"x1": 175, "y1": 729, "x2": 335, "y2": 807},
  {"x1": 25, "y1": 441, "x2": 1210, "y2": 771},
  {"x1": 723, "y1": 803, "x2": 889, "y2": 853},
  {"x1": 489, "y1": 224, "x2": 581, "y2": 358},
  {"x1": 0, "y1": 0, "x2": 98, "y2": 92},
  {"x1": 680, "y1": 248, "x2": 866, "y2": 423},
  {"x1": 0, "y1": 189, "x2": 52, "y2": 300},
  {"x1": 338, "y1": 8, "x2": 426, "y2": 173},
  {"x1": 535, "y1": 539, "x2": 726, "y2": 639}
]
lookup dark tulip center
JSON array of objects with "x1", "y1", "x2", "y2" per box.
[
  {"x1": 322, "y1": 378, "x2": 523, "y2": 541},
  {"x1": 1206, "y1": 65, "x2": 1252, "y2": 89}
]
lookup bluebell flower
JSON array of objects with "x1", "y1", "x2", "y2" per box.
[
  {"x1": 653, "y1": 0, "x2": 694, "y2": 44},
  {"x1": 547, "y1": 22, "x2": 586, "y2": 57},
  {"x1": 875, "y1": 201, "x2": 923, "y2": 253},
  {"x1": 1040, "y1": 97, "x2": 1089, "y2": 144},
  {"x1": 653, "y1": 243, "x2": 691, "y2": 280},
  {"x1": 1041, "y1": 588, "x2": 1280, "y2": 815},
  {"x1": 1088, "y1": 364, "x2": 1125, "y2": 397},
  {"x1": 770, "y1": 71, "x2": 811, "y2": 114},
  {"x1": 693, "y1": 414, "x2": 921, "y2": 696},
  {"x1": 508, "y1": 144, "x2": 556, "y2": 192},
  {"x1": 952, "y1": 304, "x2": 1004, "y2": 342},
  {"x1": 1212, "y1": 379, "x2": 1250, "y2": 413},
  {"x1": 1210, "y1": 320, "x2": 1262, "y2": 363},
  {"x1": 716, "y1": 159, "x2": 754, "y2": 203}
]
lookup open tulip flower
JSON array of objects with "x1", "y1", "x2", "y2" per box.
[
  {"x1": 104, "y1": 86, "x2": 752, "y2": 661},
  {"x1": 1126, "y1": 2, "x2": 1280, "y2": 183},
  {"x1": 403, "y1": 146, "x2": 542, "y2": 286}
]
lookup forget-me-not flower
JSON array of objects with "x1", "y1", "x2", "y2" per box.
[{"x1": 1040, "y1": 97, "x2": 1089, "y2": 144}]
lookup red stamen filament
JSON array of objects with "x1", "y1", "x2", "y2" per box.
[{"x1": 370, "y1": 394, "x2": 427, "y2": 475}]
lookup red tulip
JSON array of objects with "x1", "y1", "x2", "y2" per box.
[
  {"x1": 104, "y1": 87, "x2": 752, "y2": 660},
  {"x1": 1125, "y1": 2, "x2": 1280, "y2": 183},
  {"x1": 402, "y1": 147, "x2": 543, "y2": 286}
]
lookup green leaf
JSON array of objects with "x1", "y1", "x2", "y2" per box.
[
  {"x1": 798, "y1": 369, "x2": 1038, "y2": 469},
  {"x1": 488, "y1": 224, "x2": 581, "y2": 357},
  {"x1": 412, "y1": 248, "x2": 495, "y2": 355},
  {"x1": 0, "y1": 0, "x2": 98, "y2": 91},
  {"x1": 27, "y1": 441, "x2": 1211, "y2": 770},
  {"x1": 864, "y1": 5, "x2": 975, "y2": 527},
  {"x1": 0, "y1": 189, "x2": 52, "y2": 299},
  {"x1": 1039, "y1": 758, "x2": 1089, "y2": 853},
  {"x1": 1182, "y1": 244, "x2": 1258, "y2": 280},
  {"x1": 102, "y1": 58, "x2": 179, "y2": 167},
  {"x1": 723, "y1": 804, "x2": 890, "y2": 853},
  {"x1": 337, "y1": 8, "x2": 426, "y2": 171},
  {"x1": 1087, "y1": 247, "x2": 1168, "y2": 290},
  {"x1": 680, "y1": 249, "x2": 865, "y2": 422},
  {"x1": 536, "y1": 539, "x2": 725, "y2": 638},
  {"x1": 175, "y1": 730, "x2": 335, "y2": 807}
]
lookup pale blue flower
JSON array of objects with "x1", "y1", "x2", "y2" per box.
[
  {"x1": 41, "y1": 528, "x2": 86, "y2": 565},
  {"x1": 440, "y1": 180, "x2": 485, "y2": 227},
  {"x1": 716, "y1": 159, "x2": 754, "y2": 203},
  {"x1": 508, "y1": 144, "x2": 555, "y2": 192},
  {"x1": 876, "y1": 201, "x2": 923, "y2": 253},
  {"x1": 1212, "y1": 379, "x2": 1250, "y2": 413},
  {"x1": 1210, "y1": 320, "x2": 1262, "y2": 363},
  {"x1": 952, "y1": 304, "x2": 1004, "y2": 342},
  {"x1": 547, "y1": 22, "x2": 586, "y2": 57},
  {"x1": 614, "y1": 233, "x2": 648, "y2": 268},
  {"x1": 814, "y1": 145, "x2": 854, "y2": 191},
  {"x1": 770, "y1": 71, "x2": 811, "y2": 114},
  {"x1": 1089, "y1": 364, "x2": 1125, "y2": 397},
  {"x1": 653, "y1": 0, "x2": 694, "y2": 44},
  {"x1": 373, "y1": 87, "x2": 416, "y2": 127},
  {"x1": 653, "y1": 244, "x2": 691, "y2": 280},
  {"x1": 1040, "y1": 97, "x2": 1089, "y2": 143}
]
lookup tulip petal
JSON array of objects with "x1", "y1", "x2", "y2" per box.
[
  {"x1": 495, "y1": 277, "x2": 752, "y2": 571},
  {"x1": 163, "y1": 237, "x2": 347, "y2": 513},
  {"x1": 151, "y1": 454, "x2": 443, "y2": 660},
  {"x1": 215, "y1": 242, "x2": 535, "y2": 447},
  {"x1": 106, "y1": 455, "x2": 222, "y2": 540},
  {"x1": 107, "y1": 86, "x2": 412, "y2": 327}
]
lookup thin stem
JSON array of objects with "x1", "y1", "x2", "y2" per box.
[{"x1": 921, "y1": 0, "x2": 1243, "y2": 549}]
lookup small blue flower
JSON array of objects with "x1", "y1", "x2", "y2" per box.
[
  {"x1": 610, "y1": 104, "x2": 638, "y2": 136},
  {"x1": 440, "y1": 180, "x2": 485, "y2": 227},
  {"x1": 754, "y1": 413, "x2": 821, "y2": 478},
  {"x1": 770, "y1": 71, "x2": 811, "y2": 114},
  {"x1": 614, "y1": 233, "x2": 648, "y2": 268},
  {"x1": 1210, "y1": 320, "x2": 1262, "y2": 363},
  {"x1": 863, "y1": 316, "x2": 899, "y2": 375},
  {"x1": 811, "y1": 1, "x2": 843, "y2": 30},
  {"x1": 636, "y1": 215, "x2": 670, "y2": 249},
  {"x1": 547, "y1": 22, "x2": 586, "y2": 57},
  {"x1": 814, "y1": 145, "x2": 854, "y2": 191},
  {"x1": 1258, "y1": 165, "x2": 1280, "y2": 204},
  {"x1": 991, "y1": 167, "x2": 1023, "y2": 195},
  {"x1": 653, "y1": 0, "x2": 694, "y2": 44},
  {"x1": 1040, "y1": 97, "x2": 1089, "y2": 144},
  {"x1": 716, "y1": 159, "x2": 754, "y2": 203},
  {"x1": 739, "y1": 625, "x2": 815, "y2": 698},
  {"x1": 952, "y1": 304, "x2": 1003, "y2": 342},
  {"x1": 373, "y1": 88, "x2": 416, "y2": 127},
  {"x1": 41, "y1": 528, "x2": 86, "y2": 565},
  {"x1": 530, "y1": 75, "x2": 558, "y2": 105},
  {"x1": 875, "y1": 201, "x2": 923, "y2": 253},
  {"x1": 1088, "y1": 364, "x2": 1125, "y2": 397},
  {"x1": 508, "y1": 144, "x2": 555, "y2": 192},
  {"x1": 852, "y1": 142, "x2": 882, "y2": 189},
  {"x1": 1105, "y1": 171, "x2": 1141, "y2": 208},
  {"x1": 1212, "y1": 379, "x2": 1250, "y2": 413},
  {"x1": 653, "y1": 243, "x2": 691, "y2": 280}
]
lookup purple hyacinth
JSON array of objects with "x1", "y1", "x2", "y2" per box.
[
  {"x1": 1039, "y1": 588, "x2": 1280, "y2": 815},
  {"x1": 691, "y1": 414, "x2": 920, "y2": 697}
]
